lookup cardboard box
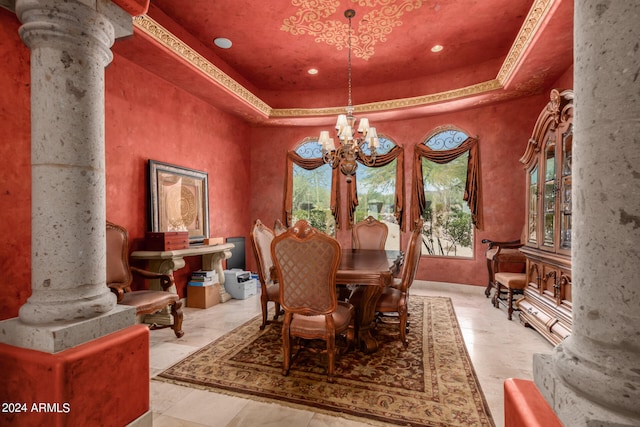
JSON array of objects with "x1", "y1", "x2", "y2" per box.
[
  {"x1": 187, "y1": 283, "x2": 220, "y2": 309},
  {"x1": 145, "y1": 231, "x2": 189, "y2": 251}
]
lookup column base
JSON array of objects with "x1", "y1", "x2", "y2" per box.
[
  {"x1": 0, "y1": 304, "x2": 136, "y2": 353},
  {"x1": 0, "y1": 324, "x2": 150, "y2": 427},
  {"x1": 534, "y1": 354, "x2": 640, "y2": 427}
]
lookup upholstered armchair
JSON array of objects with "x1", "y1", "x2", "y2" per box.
[
  {"x1": 482, "y1": 237, "x2": 526, "y2": 298},
  {"x1": 271, "y1": 219, "x2": 354, "y2": 382},
  {"x1": 106, "y1": 221, "x2": 184, "y2": 338},
  {"x1": 352, "y1": 215, "x2": 388, "y2": 250},
  {"x1": 482, "y1": 232, "x2": 527, "y2": 319},
  {"x1": 249, "y1": 219, "x2": 282, "y2": 330}
]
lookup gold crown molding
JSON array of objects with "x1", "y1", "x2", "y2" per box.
[
  {"x1": 133, "y1": 0, "x2": 553, "y2": 122},
  {"x1": 133, "y1": 15, "x2": 272, "y2": 117},
  {"x1": 269, "y1": 80, "x2": 503, "y2": 118},
  {"x1": 496, "y1": 0, "x2": 554, "y2": 86}
]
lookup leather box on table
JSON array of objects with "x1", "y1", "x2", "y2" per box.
[
  {"x1": 187, "y1": 283, "x2": 220, "y2": 309},
  {"x1": 145, "y1": 231, "x2": 189, "y2": 251}
]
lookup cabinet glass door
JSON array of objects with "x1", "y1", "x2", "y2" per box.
[
  {"x1": 560, "y1": 126, "x2": 572, "y2": 250},
  {"x1": 527, "y1": 165, "x2": 538, "y2": 245},
  {"x1": 542, "y1": 134, "x2": 556, "y2": 249}
]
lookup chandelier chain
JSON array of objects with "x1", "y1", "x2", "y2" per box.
[
  {"x1": 317, "y1": 8, "x2": 379, "y2": 183},
  {"x1": 347, "y1": 12, "x2": 353, "y2": 109}
]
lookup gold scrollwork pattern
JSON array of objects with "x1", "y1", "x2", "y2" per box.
[{"x1": 281, "y1": 0, "x2": 424, "y2": 61}]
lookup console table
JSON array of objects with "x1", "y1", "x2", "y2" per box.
[{"x1": 131, "y1": 243, "x2": 235, "y2": 325}]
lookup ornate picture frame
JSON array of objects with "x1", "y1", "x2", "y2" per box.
[{"x1": 148, "y1": 160, "x2": 209, "y2": 244}]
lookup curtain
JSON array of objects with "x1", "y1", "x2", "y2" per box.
[
  {"x1": 283, "y1": 151, "x2": 341, "y2": 229},
  {"x1": 410, "y1": 137, "x2": 482, "y2": 231}
]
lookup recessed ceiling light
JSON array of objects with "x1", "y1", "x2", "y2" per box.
[
  {"x1": 213, "y1": 37, "x2": 232, "y2": 49},
  {"x1": 431, "y1": 45, "x2": 443, "y2": 53},
  {"x1": 308, "y1": 68, "x2": 319, "y2": 75}
]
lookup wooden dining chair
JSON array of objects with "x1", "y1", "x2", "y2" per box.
[
  {"x1": 271, "y1": 219, "x2": 354, "y2": 382},
  {"x1": 352, "y1": 215, "x2": 388, "y2": 250},
  {"x1": 340, "y1": 215, "x2": 390, "y2": 300},
  {"x1": 273, "y1": 218, "x2": 288, "y2": 236},
  {"x1": 249, "y1": 219, "x2": 282, "y2": 330},
  {"x1": 350, "y1": 219, "x2": 423, "y2": 347}
]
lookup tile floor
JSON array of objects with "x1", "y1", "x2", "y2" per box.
[{"x1": 149, "y1": 281, "x2": 553, "y2": 427}]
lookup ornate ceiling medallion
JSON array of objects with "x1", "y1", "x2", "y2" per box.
[{"x1": 281, "y1": 0, "x2": 424, "y2": 60}]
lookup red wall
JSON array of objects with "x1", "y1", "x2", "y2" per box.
[
  {"x1": 0, "y1": 10, "x2": 252, "y2": 319},
  {"x1": 104, "y1": 53, "x2": 253, "y2": 295},
  {"x1": 247, "y1": 95, "x2": 548, "y2": 287},
  {"x1": 0, "y1": 7, "x2": 573, "y2": 320},
  {"x1": 0, "y1": 10, "x2": 31, "y2": 319}
]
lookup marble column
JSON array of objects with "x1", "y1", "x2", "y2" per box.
[
  {"x1": 0, "y1": 0, "x2": 136, "y2": 353},
  {"x1": 534, "y1": 1, "x2": 640, "y2": 426}
]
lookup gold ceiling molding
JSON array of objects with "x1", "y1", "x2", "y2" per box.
[
  {"x1": 496, "y1": 0, "x2": 554, "y2": 86},
  {"x1": 280, "y1": 0, "x2": 424, "y2": 61},
  {"x1": 132, "y1": 0, "x2": 554, "y2": 121},
  {"x1": 269, "y1": 80, "x2": 503, "y2": 118},
  {"x1": 132, "y1": 15, "x2": 272, "y2": 117}
]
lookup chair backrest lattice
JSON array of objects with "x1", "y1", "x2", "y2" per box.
[{"x1": 272, "y1": 220, "x2": 341, "y2": 316}]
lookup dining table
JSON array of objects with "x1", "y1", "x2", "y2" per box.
[{"x1": 336, "y1": 249, "x2": 403, "y2": 353}]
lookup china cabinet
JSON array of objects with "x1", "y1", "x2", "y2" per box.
[{"x1": 516, "y1": 89, "x2": 573, "y2": 345}]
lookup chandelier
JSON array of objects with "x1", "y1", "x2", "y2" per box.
[{"x1": 318, "y1": 9, "x2": 379, "y2": 183}]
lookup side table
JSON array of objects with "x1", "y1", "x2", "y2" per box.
[{"x1": 131, "y1": 243, "x2": 235, "y2": 325}]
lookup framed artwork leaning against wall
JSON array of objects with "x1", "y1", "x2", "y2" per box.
[{"x1": 148, "y1": 160, "x2": 209, "y2": 244}]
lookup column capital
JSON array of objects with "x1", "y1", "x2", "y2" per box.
[{"x1": 15, "y1": 0, "x2": 127, "y2": 65}]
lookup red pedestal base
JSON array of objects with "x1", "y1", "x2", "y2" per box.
[
  {"x1": 0, "y1": 325, "x2": 149, "y2": 427},
  {"x1": 504, "y1": 378, "x2": 563, "y2": 427}
]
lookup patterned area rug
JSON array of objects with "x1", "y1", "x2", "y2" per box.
[{"x1": 156, "y1": 296, "x2": 495, "y2": 426}]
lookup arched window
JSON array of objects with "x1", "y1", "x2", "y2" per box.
[
  {"x1": 284, "y1": 135, "x2": 405, "y2": 233},
  {"x1": 354, "y1": 136, "x2": 401, "y2": 250},
  {"x1": 411, "y1": 127, "x2": 482, "y2": 257},
  {"x1": 284, "y1": 138, "x2": 336, "y2": 235}
]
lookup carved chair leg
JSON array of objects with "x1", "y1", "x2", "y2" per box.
[
  {"x1": 273, "y1": 302, "x2": 282, "y2": 321},
  {"x1": 327, "y1": 333, "x2": 336, "y2": 383},
  {"x1": 170, "y1": 300, "x2": 185, "y2": 338},
  {"x1": 491, "y1": 284, "x2": 499, "y2": 308},
  {"x1": 260, "y1": 294, "x2": 269, "y2": 330},
  {"x1": 399, "y1": 306, "x2": 409, "y2": 348},
  {"x1": 282, "y1": 317, "x2": 292, "y2": 376}
]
